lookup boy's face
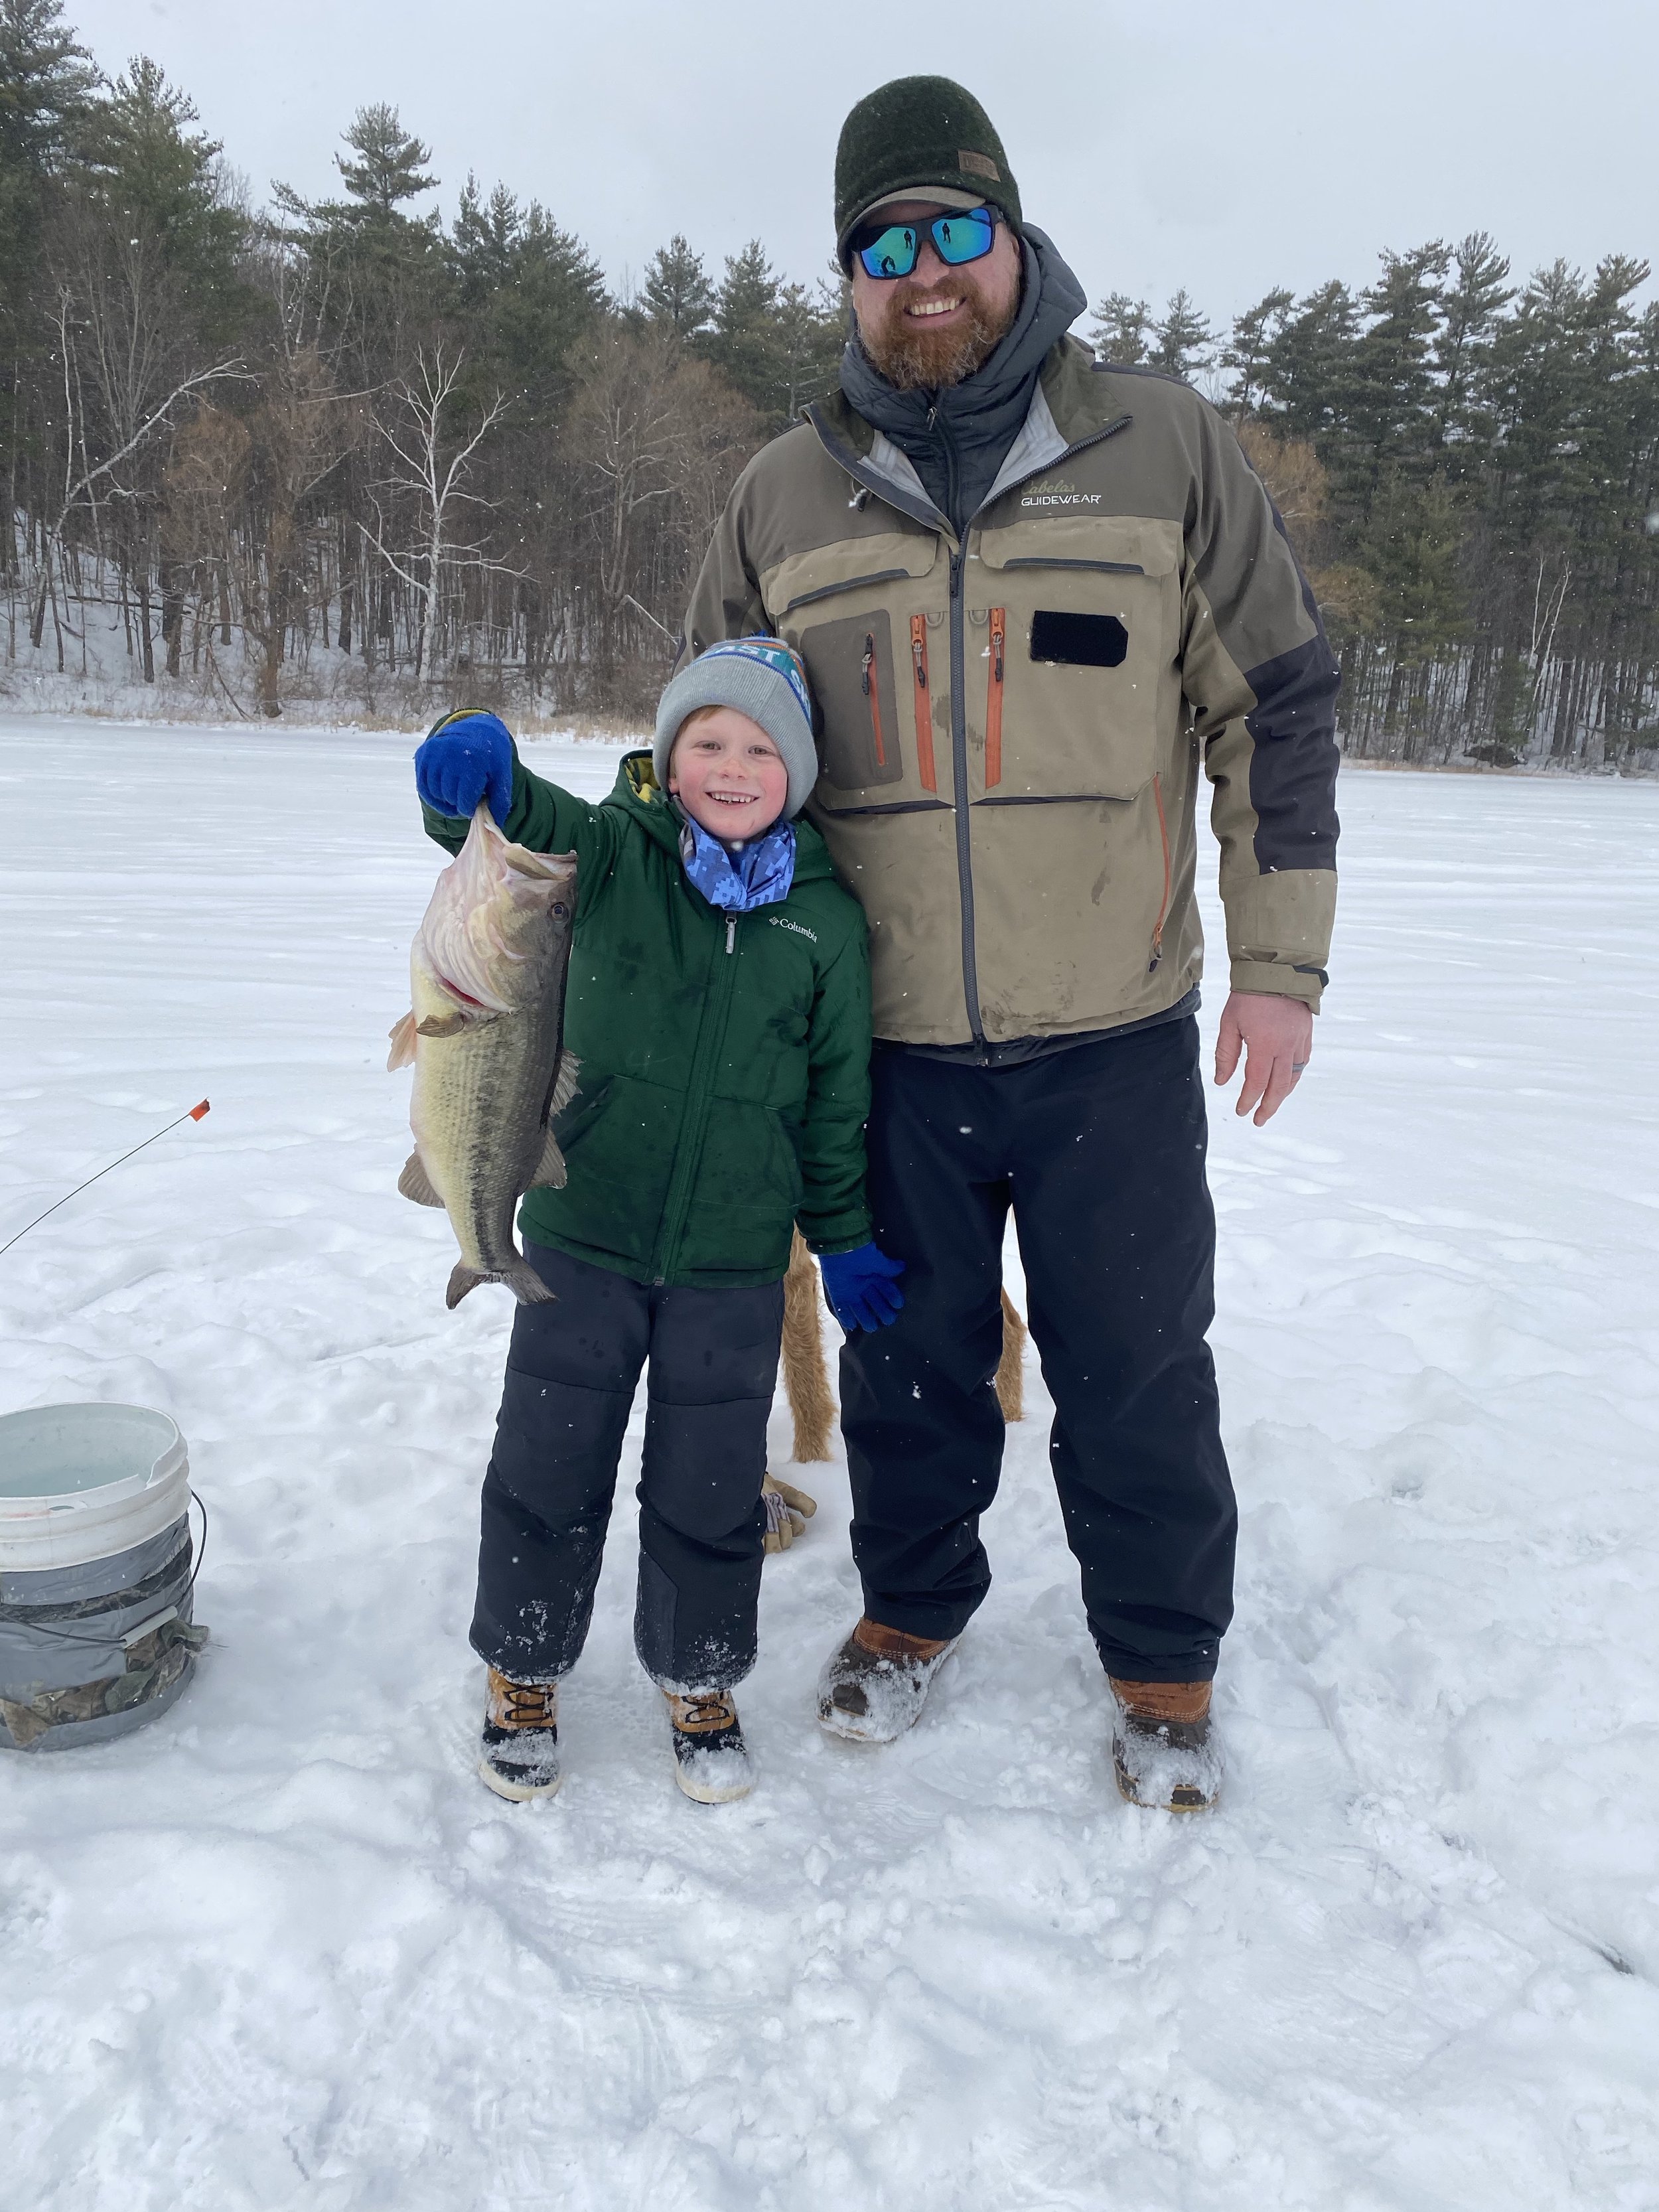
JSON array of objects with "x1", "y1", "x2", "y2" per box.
[{"x1": 668, "y1": 709, "x2": 789, "y2": 844}]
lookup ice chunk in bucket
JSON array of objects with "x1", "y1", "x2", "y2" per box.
[{"x1": 0, "y1": 1404, "x2": 204, "y2": 1752}]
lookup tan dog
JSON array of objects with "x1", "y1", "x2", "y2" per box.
[{"x1": 766, "y1": 1234, "x2": 1027, "y2": 1546}]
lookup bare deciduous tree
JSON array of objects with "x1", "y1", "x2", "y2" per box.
[{"x1": 359, "y1": 345, "x2": 511, "y2": 682}]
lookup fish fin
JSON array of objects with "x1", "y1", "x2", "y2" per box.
[
  {"x1": 417, "y1": 1006, "x2": 500, "y2": 1039},
  {"x1": 528, "y1": 1130, "x2": 567, "y2": 1191},
  {"x1": 387, "y1": 1011, "x2": 418, "y2": 1070},
  {"x1": 549, "y1": 1049, "x2": 581, "y2": 1118},
  {"x1": 398, "y1": 1151, "x2": 444, "y2": 1208},
  {"x1": 445, "y1": 1256, "x2": 557, "y2": 1309}
]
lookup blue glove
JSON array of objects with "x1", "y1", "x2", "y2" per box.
[
  {"x1": 819, "y1": 1243, "x2": 906, "y2": 1333},
  {"x1": 415, "y1": 710, "x2": 515, "y2": 825}
]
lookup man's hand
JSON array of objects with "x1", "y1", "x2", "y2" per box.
[{"x1": 1214, "y1": 991, "x2": 1313, "y2": 1126}]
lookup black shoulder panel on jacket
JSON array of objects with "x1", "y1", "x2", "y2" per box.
[{"x1": 1242, "y1": 634, "x2": 1342, "y2": 873}]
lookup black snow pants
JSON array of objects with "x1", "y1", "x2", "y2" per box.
[
  {"x1": 470, "y1": 1242, "x2": 783, "y2": 1692},
  {"x1": 839, "y1": 1016, "x2": 1236, "y2": 1682}
]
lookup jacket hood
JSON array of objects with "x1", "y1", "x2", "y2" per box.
[
  {"x1": 837, "y1": 226, "x2": 1087, "y2": 474},
  {"x1": 607, "y1": 751, "x2": 836, "y2": 881}
]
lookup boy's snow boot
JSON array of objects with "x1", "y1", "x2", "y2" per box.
[
  {"x1": 664, "y1": 1690, "x2": 754, "y2": 1803},
  {"x1": 1108, "y1": 1678, "x2": 1220, "y2": 1812},
  {"x1": 478, "y1": 1667, "x2": 562, "y2": 1802},
  {"x1": 816, "y1": 1617, "x2": 959, "y2": 1743}
]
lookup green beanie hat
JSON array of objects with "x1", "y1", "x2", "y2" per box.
[{"x1": 834, "y1": 76, "x2": 1021, "y2": 263}]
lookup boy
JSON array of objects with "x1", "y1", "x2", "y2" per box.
[{"x1": 414, "y1": 640, "x2": 904, "y2": 1805}]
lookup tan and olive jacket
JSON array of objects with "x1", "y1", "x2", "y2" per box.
[{"x1": 685, "y1": 335, "x2": 1340, "y2": 1048}]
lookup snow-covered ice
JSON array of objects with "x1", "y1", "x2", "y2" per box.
[{"x1": 2, "y1": 717, "x2": 1657, "y2": 2210}]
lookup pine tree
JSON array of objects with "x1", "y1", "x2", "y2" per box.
[
  {"x1": 1149, "y1": 288, "x2": 1212, "y2": 381},
  {"x1": 82, "y1": 57, "x2": 244, "y2": 320},
  {"x1": 771, "y1": 275, "x2": 843, "y2": 422},
  {"x1": 0, "y1": 0, "x2": 98, "y2": 310},
  {"x1": 0, "y1": 0, "x2": 97, "y2": 171},
  {"x1": 642, "y1": 234, "x2": 715, "y2": 340},
  {"x1": 1224, "y1": 287, "x2": 1293, "y2": 416},
  {"x1": 1344, "y1": 243, "x2": 1451, "y2": 514},
  {"x1": 702, "y1": 238, "x2": 781, "y2": 416},
  {"x1": 1431, "y1": 231, "x2": 1512, "y2": 463},
  {"x1": 1088, "y1": 291, "x2": 1151, "y2": 364},
  {"x1": 451, "y1": 181, "x2": 605, "y2": 422},
  {"x1": 1258, "y1": 280, "x2": 1360, "y2": 448},
  {"x1": 334, "y1": 102, "x2": 437, "y2": 218}
]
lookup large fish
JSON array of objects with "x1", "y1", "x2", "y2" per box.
[{"x1": 389, "y1": 804, "x2": 579, "y2": 1308}]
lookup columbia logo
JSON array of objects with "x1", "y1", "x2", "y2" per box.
[{"x1": 770, "y1": 917, "x2": 818, "y2": 942}]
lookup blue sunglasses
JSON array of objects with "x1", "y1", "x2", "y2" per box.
[{"x1": 848, "y1": 204, "x2": 999, "y2": 280}]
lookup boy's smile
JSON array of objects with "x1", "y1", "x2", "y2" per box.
[{"x1": 669, "y1": 707, "x2": 790, "y2": 846}]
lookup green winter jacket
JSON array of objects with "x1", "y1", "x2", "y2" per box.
[{"x1": 421, "y1": 749, "x2": 873, "y2": 1290}]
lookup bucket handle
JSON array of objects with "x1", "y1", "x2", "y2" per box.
[{"x1": 0, "y1": 1489, "x2": 209, "y2": 1653}]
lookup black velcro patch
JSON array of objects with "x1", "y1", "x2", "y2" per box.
[{"x1": 1030, "y1": 610, "x2": 1129, "y2": 668}]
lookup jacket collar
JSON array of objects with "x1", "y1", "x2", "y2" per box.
[{"x1": 808, "y1": 345, "x2": 1129, "y2": 538}]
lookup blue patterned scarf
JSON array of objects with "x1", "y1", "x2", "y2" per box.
[{"x1": 677, "y1": 811, "x2": 797, "y2": 913}]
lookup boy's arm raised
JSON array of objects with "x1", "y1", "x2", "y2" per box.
[{"x1": 416, "y1": 710, "x2": 619, "y2": 881}]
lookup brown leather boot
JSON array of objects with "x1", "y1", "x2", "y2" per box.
[
  {"x1": 478, "y1": 1667, "x2": 561, "y2": 1802},
  {"x1": 1108, "y1": 1676, "x2": 1220, "y2": 1812},
  {"x1": 816, "y1": 1617, "x2": 959, "y2": 1743}
]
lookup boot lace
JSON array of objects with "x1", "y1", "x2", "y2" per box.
[
  {"x1": 502, "y1": 1681, "x2": 555, "y2": 1730},
  {"x1": 676, "y1": 1694, "x2": 733, "y2": 1732}
]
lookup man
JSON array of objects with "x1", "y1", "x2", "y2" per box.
[{"x1": 684, "y1": 76, "x2": 1339, "y2": 1810}]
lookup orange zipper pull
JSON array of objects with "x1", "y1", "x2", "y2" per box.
[
  {"x1": 909, "y1": 613, "x2": 936, "y2": 793},
  {"x1": 985, "y1": 607, "x2": 1006, "y2": 790}
]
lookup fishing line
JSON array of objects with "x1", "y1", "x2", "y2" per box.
[{"x1": 0, "y1": 1101, "x2": 210, "y2": 1259}]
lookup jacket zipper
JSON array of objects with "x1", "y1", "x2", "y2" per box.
[
  {"x1": 861, "y1": 630, "x2": 888, "y2": 769},
  {"x1": 909, "y1": 615, "x2": 936, "y2": 792},
  {"x1": 947, "y1": 547, "x2": 984, "y2": 1045},
  {"x1": 1148, "y1": 773, "x2": 1171, "y2": 971},
  {"x1": 985, "y1": 607, "x2": 1006, "y2": 790},
  {"x1": 654, "y1": 910, "x2": 742, "y2": 1278},
  {"x1": 808, "y1": 405, "x2": 1135, "y2": 1055}
]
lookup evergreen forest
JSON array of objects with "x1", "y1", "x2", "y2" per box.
[{"x1": 3, "y1": 0, "x2": 1655, "y2": 764}]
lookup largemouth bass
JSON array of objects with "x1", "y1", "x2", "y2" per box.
[{"x1": 388, "y1": 804, "x2": 579, "y2": 1308}]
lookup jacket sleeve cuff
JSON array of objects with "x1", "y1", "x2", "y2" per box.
[
  {"x1": 802, "y1": 1217, "x2": 873, "y2": 1259},
  {"x1": 1228, "y1": 958, "x2": 1327, "y2": 1009}
]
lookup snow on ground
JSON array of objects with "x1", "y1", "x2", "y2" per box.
[{"x1": 2, "y1": 716, "x2": 1658, "y2": 2211}]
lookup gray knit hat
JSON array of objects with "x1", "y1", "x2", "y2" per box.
[{"x1": 654, "y1": 638, "x2": 818, "y2": 820}]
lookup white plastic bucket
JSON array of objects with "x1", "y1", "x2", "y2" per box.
[
  {"x1": 0, "y1": 1402, "x2": 189, "y2": 1573},
  {"x1": 0, "y1": 1404, "x2": 202, "y2": 1753}
]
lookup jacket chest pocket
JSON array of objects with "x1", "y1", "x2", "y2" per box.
[
  {"x1": 970, "y1": 546, "x2": 1179, "y2": 804},
  {"x1": 798, "y1": 610, "x2": 904, "y2": 793},
  {"x1": 768, "y1": 534, "x2": 946, "y2": 812}
]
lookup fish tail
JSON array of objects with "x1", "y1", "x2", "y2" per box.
[{"x1": 445, "y1": 1256, "x2": 559, "y2": 1310}]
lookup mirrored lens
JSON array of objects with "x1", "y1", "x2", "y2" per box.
[
  {"x1": 930, "y1": 208, "x2": 997, "y2": 267},
  {"x1": 855, "y1": 224, "x2": 920, "y2": 279}
]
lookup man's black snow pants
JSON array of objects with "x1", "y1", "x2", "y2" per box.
[
  {"x1": 471, "y1": 1242, "x2": 782, "y2": 1692},
  {"x1": 840, "y1": 1016, "x2": 1236, "y2": 1682}
]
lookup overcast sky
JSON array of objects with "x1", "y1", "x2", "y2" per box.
[{"x1": 84, "y1": 0, "x2": 1656, "y2": 327}]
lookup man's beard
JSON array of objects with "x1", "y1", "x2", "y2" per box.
[{"x1": 859, "y1": 274, "x2": 1018, "y2": 392}]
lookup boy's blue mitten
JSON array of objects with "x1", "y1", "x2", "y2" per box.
[
  {"x1": 819, "y1": 1243, "x2": 906, "y2": 1333},
  {"x1": 415, "y1": 711, "x2": 515, "y2": 824}
]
